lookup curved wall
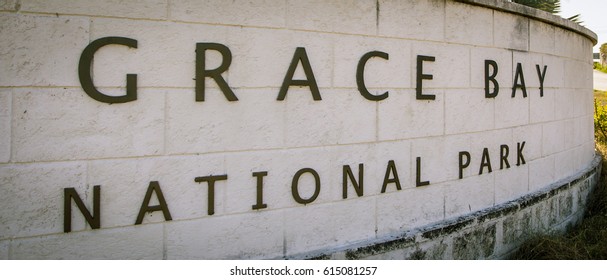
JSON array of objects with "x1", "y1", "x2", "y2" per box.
[{"x1": 0, "y1": 0, "x2": 598, "y2": 259}]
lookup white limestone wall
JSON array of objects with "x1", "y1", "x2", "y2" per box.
[{"x1": 0, "y1": 0, "x2": 597, "y2": 259}]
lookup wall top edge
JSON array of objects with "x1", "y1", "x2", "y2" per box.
[{"x1": 456, "y1": 0, "x2": 598, "y2": 45}]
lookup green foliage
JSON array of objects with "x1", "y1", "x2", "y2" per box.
[
  {"x1": 512, "y1": 0, "x2": 582, "y2": 23},
  {"x1": 595, "y1": 62, "x2": 607, "y2": 74},
  {"x1": 512, "y1": 0, "x2": 560, "y2": 14},
  {"x1": 595, "y1": 98, "x2": 607, "y2": 143}
]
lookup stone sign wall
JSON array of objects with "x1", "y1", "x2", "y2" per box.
[{"x1": 0, "y1": 0, "x2": 598, "y2": 259}]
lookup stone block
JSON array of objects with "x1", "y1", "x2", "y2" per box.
[
  {"x1": 166, "y1": 211, "x2": 284, "y2": 259},
  {"x1": 494, "y1": 87, "x2": 529, "y2": 129},
  {"x1": 11, "y1": 224, "x2": 163, "y2": 259},
  {"x1": 224, "y1": 147, "x2": 332, "y2": 213},
  {"x1": 470, "y1": 47, "x2": 512, "y2": 90},
  {"x1": 502, "y1": 210, "x2": 532, "y2": 247},
  {"x1": 169, "y1": 0, "x2": 285, "y2": 28},
  {"x1": 228, "y1": 27, "x2": 334, "y2": 89},
  {"x1": 574, "y1": 88, "x2": 593, "y2": 118},
  {"x1": 378, "y1": 89, "x2": 444, "y2": 141},
  {"x1": 555, "y1": 28, "x2": 586, "y2": 61},
  {"x1": 444, "y1": 174, "x2": 495, "y2": 219},
  {"x1": 166, "y1": 88, "x2": 286, "y2": 155},
  {"x1": 378, "y1": 0, "x2": 445, "y2": 41},
  {"x1": 542, "y1": 121, "x2": 566, "y2": 156},
  {"x1": 407, "y1": 239, "x2": 450, "y2": 260},
  {"x1": 452, "y1": 224, "x2": 496, "y2": 259},
  {"x1": 553, "y1": 89, "x2": 574, "y2": 121},
  {"x1": 563, "y1": 119, "x2": 575, "y2": 151},
  {"x1": 366, "y1": 140, "x2": 412, "y2": 192},
  {"x1": 555, "y1": 149, "x2": 575, "y2": 180},
  {"x1": 21, "y1": 0, "x2": 168, "y2": 19},
  {"x1": 90, "y1": 18, "x2": 230, "y2": 88},
  {"x1": 0, "y1": 0, "x2": 17, "y2": 11},
  {"x1": 564, "y1": 59, "x2": 588, "y2": 89},
  {"x1": 533, "y1": 197, "x2": 558, "y2": 230},
  {"x1": 528, "y1": 156, "x2": 555, "y2": 192},
  {"x1": 412, "y1": 134, "x2": 472, "y2": 184},
  {"x1": 284, "y1": 89, "x2": 376, "y2": 148},
  {"x1": 579, "y1": 142, "x2": 596, "y2": 171},
  {"x1": 376, "y1": 184, "x2": 444, "y2": 237},
  {"x1": 495, "y1": 164, "x2": 529, "y2": 204},
  {"x1": 330, "y1": 143, "x2": 385, "y2": 200},
  {"x1": 574, "y1": 115, "x2": 594, "y2": 147},
  {"x1": 0, "y1": 90, "x2": 10, "y2": 162},
  {"x1": 12, "y1": 88, "x2": 164, "y2": 162},
  {"x1": 88, "y1": 154, "x2": 227, "y2": 227},
  {"x1": 445, "y1": 89, "x2": 494, "y2": 135},
  {"x1": 286, "y1": 0, "x2": 376, "y2": 35},
  {"x1": 558, "y1": 192, "x2": 573, "y2": 220},
  {"x1": 0, "y1": 13, "x2": 89, "y2": 87},
  {"x1": 541, "y1": 55, "x2": 564, "y2": 89},
  {"x1": 333, "y1": 35, "x2": 411, "y2": 89},
  {"x1": 0, "y1": 240, "x2": 8, "y2": 260},
  {"x1": 530, "y1": 88, "x2": 555, "y2": 124},
  {"x1": 0, "y1": 162, "x2": 86, "y2": 239},
  {"x1": 529, "y1": 19, "x2": 555, "y2": 54},
  {"x1": 512, "y1": 51, "x2": 543, "y2": 89},
  {"x1": 513, "y1": 123, "x2": 543, "y2": 162},
  {"x1": 359, "y1": 249, "x2": 405, "y2": 260},
  {"x1": 493, "y1": 11, "x2": 528, "y2": 52},
  {"x1": 284, "y1": 198, "x2": 376, "y2": 257},
  {"x1": 325, "y1": 141, "x2": 411, "y2": 204},
  {"x1": 445, "y1": 0, "x2": 493, "y2": 47},
  {"x1": 411, "y1": 42, "x2": 470, "y2": 89}
]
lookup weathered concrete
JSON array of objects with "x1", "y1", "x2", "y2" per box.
[{"x1": 306, "y1": 155, "x2": 601, "y2": 260}]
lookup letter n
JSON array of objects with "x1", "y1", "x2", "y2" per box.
[
  {"x1": 343, "y1": 164, "x2": 364, "y2": 199},
  {"x1": 64, "y1": 186, "x2": 100, "y2": 232}
]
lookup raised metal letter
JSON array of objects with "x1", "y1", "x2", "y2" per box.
[{"x1": 79, "y1": 37, "x2": 138, "y2": 104}]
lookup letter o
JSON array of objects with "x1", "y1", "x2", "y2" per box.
[{"x1": 291, "y1": 168, "x2": 320, "y2": 205}]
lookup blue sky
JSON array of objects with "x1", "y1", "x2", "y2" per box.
[{"x1": 560, "y1": 0, "x2": 606, "y2": 52}]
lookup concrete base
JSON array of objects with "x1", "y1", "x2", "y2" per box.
[{"x1": 304, "y1": 154, "x2": 602, "y2": 260}]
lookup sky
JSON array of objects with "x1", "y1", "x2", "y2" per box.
[{"x1": 559, "y1": 0, "x2": 606, "y2": 52}]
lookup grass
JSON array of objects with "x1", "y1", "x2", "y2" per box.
[
  {"x1": 510, "y1": 118, "x2": 607, "y2": 259},
  {"x1": 595, "y1": 89, "x2": 607, "y2": 105}
]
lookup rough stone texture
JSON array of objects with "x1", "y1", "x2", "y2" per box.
[
  {"x1": 166, "y1": 211, "x2": 285, "y2": 259},
  {"x1": 378, "y1": 90, "x2": 444, "y2": 141},
  {"x1": 0, "y1": 0, "x2": 598, "y2": 260},
  {"x1": 21, "y1": 0, "x2": 168, "y2": 20},
  {"x1": 170, "y1": 0, "x2": 284, "y2": 28},
  {"x1": 453, "y1": 224, "x2": 496, "y2": 259},
  {"x1": 0, "y1": 240, "x2": 8, "y2": 260},
  {"x1": 11, "y1": 88, "x2": 165, "y2": 162},
  {"x1": 376, "y1": 184, "x2": 444, "y2": 237},
  {"x1": 0, "y1": 0, "x2": 18, "y2": 11},
  {"x1": 530, "y1": 19, "x2": 556, "y2": 54},
  {"x1": 286, "y1": 0, "x2": 376, "y2": 35},
  {"x1": 445, "y1": 89, "x2": 494, "y2": 134},
  {"x1": 333, "y1": 35, "x2": 411, "y2": 89},
  {"x1": 11, "y1": 224, "x2": 164, "y2": 259},
  {"x1": 378, "y1": 0, "x2": 445, "y2": 41},
  {"x1": 0, "y1": 90, "x2": 10, "y2": 163},
  {"x1": 0, "y1": 162, "x2": 86, "y2": 239},
  {"x1": 0, "y1": 14, "x2": 89, "y2": 87},
  {"x1": 446, "y1": 1, "x2": 493, "y2": 47},
  {"x1": 493, "y1": 11, "x2": 529, "y2": 52}
]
